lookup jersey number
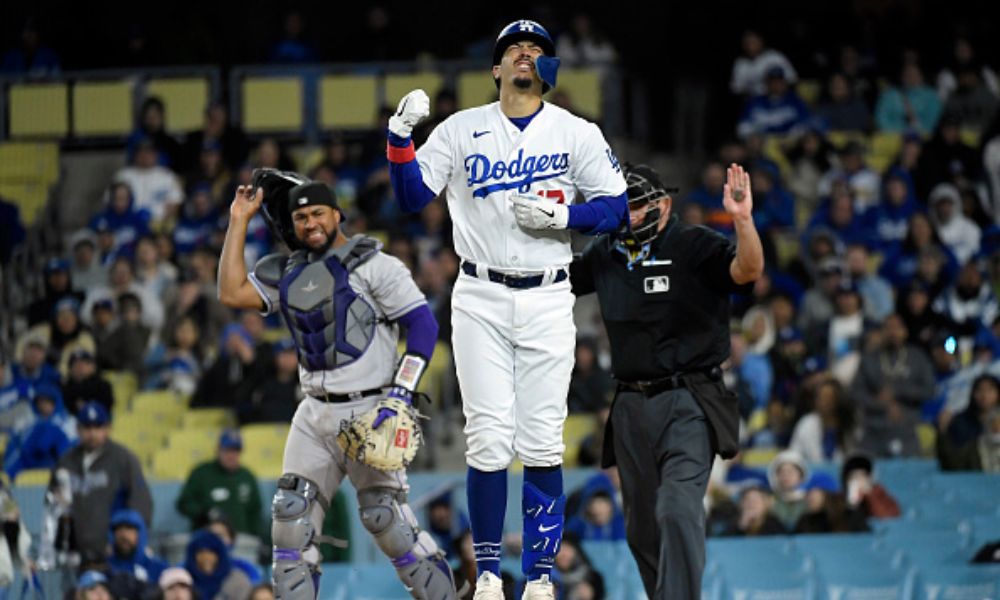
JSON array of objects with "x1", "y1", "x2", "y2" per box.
[{"x1": 537, "y1": 190, "x2": 566, "y2": 204}]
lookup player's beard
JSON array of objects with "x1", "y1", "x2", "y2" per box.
[
  {"x1": 300, "y1": 227, "x2": 334, "y2": 253},
  {"x1": 513, "y1": 75, "x2": 533, "y2": 90}
]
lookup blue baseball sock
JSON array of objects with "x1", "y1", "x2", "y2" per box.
[
  {"x1": 523, "y1": 465, "x2": 565, "y2": 581},
  {"x1": 467, "y1": 466, "x2": 507, "y2": 577}
]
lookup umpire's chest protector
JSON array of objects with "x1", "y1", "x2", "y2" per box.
[{"x1": 277, "y1": 239, "x2": 380, "y2": 372}]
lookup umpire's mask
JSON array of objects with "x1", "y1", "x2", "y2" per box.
[{"x1": 619, "y1": 164, "x2": 675, "y2": 250}]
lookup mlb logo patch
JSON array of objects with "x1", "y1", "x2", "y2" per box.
[
  {"x1": 394, "y1": 429, "x2": 409, "y2": 448},
  {"x1": 644, "y1": 276, "x2": 669, "y2": 294}
]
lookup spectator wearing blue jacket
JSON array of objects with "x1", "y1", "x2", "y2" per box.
[
  {"x1": 750, "y1": 167, "x2": 795, "y2": 232},
  {"x1": 685, "y1": 162, "x2": 732, "y2": 234},
  {"x1": 863, "y1": 169, "x2": 918, "y2": 252},
  {"x1": 806, "y1": 185, "x2": 868, "y2": 247},
  {"x1": 173, "y1": 184, "x2": 223, "y2": 257},
  {"x1": 565, "y1": 471, "x2": 626, "y2": 542},
  {"x1": 206, "y1": 511, "x2": 263, "y2": 586},
  {"x1": 89, "y1": 183, "x2": 151, "y2": 258},
  {"x1": 107, "y1": 508, "x2": 168, "y2": 585},
  {"x1": 738, "y1": 67, "x2": 811, "y2": 137},
  {"x1": 879, "y1": 212, "x2": 960, "y2": 289},
  {"x1": 2, "y1": 382, "x2": 77, "y2": 479},
  {"x1": 184, "y1": 530, "x2": 252, "y2": 600}
]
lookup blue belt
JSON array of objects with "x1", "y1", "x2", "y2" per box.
[{"x1": 461, "y1": 261, "x2": 567, "y2": 289}]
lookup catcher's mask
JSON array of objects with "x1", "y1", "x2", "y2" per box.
[
  {"x1": 252, "y1": 168, "x2": 309, "y2": 250},
  {"x1": 620, "y1": 164, "x2": 676, "y2": 250}
]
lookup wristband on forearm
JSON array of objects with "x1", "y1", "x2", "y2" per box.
[{"x1": 393, "y1": 353, "x2": 428, "y2": 392}]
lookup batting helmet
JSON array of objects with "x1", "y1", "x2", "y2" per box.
[
  {"x1": 620, "y1": 164, "x2": 676, "y2": 250},
  {"x1": 493, "y1": 20, "x2": 559, "y2": 92},
  {"x1": 252, "y1": 168, "x2": 309, "y2": 250}
]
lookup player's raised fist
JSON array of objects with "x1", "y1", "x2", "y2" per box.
[
  {"x1": 388, "y1": 89, "x2": 430, "y2": 138},
  {"x1": 229, "y1": 185, "x2": 263, "y2": 224}
]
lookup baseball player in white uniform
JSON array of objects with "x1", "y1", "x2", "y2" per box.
[
  {"x1": 217, "y1": 169, "x2": 460, "y2": 600},
  {"x1": 386, "y1": 19, "x2": 628, "y2": 600}
]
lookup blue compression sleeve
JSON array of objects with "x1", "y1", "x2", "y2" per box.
[
  {"x1": 387, "y1": 131, "x2": 436, "y2": 213},
  {"x1": 566, "y1": 191, "x2": 629, "y2": 235},
  {"x1": 468, "y1": 467, "x2": 507, "y2": 577},
  {"x1": 396, "y1": 304, "x2": 439, "y2": 360}
]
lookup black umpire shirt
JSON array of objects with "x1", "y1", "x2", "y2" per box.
[{"x1": 570, "y1": 215, "x2": 752, "y2": 382}]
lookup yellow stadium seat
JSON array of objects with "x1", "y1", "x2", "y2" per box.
[
  {"x1": 457, "y1": 71, "x2": 497, "y2": 110},
  {"x1": 384, "y1": 73, "x2": 444, "y2": 109},
  {"x1": 0, "y1": 181, "x2": 48, "y2": 226},
  {"x1": 167, "y1": 427, "x2": 223, "y2": 455},
  {"x1": 827, "y1": 131, "x2": 868, "y2": 152},
  {"x1": 146, "y1": 78, "x2": 210, "y2": 133},
  {"x1": 15, "y1": 468, "x2": 52, "y2": 486},
  {"x1": 182, "y1": 409, "x2": 233, "y2": 429},
  {"x1": 319, "y1": 75, "x2": 378, "y2": 129},
  {"x1": 152, "y1": 448, "x2": 198, "y2": 481},
  {"x1": 552, "y1": 69, "x2": 601, "y2": 120},
  {"x1": 0, "y1": 433, "x2": 6, "y2": 457},
  {"x1": 240, "y1": 423, "x2": 290, "y2": 452},
  {"x1": 773, "y1": 230, "x2": 802, "y2": 269},
  {"x1": 242, "y1": 77, "x2": 303, "y2": 133},
  {"x1": 130, "y1": 390, "x2": 188, "y2": 426},
  {"x1": 562, "y1": 414, "x2": 597, "y2": 468},
  {"x1": 0, "y1": 142, "x2": 59, "y2": 184},
  {"x1": 916, "y1": 423, "x2": 937, "y2": 457},
  {"x1": 797, "y1": 79, "x2": 821, "y2": 106},
  {"x1": 741, "y1": 447, "x2": 780, "y2": 468},
  {"x1": 103, "y1": 371, "x2": 139, "y2": 411},
  {"x1": 761, "y1": 135, "x2": 792, "y2": 179},
  {"x1": 73, "y1": 81, "x2": 134, "y2": 136},
  {"x1": 8, "y1": 84, "x2": 68, "y2": 138},
  {"x1": 959, "y1": 129, "x2": 980, "y2": 148}
]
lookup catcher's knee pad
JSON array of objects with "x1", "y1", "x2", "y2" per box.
[
  {"x1": 358, "y1": 487, "x2": 458, "y2": 599},
  {"x1": 521, "y1": 481, "x2": 566, "y2": 577},
  {"x1": 271, "y1": 474, "x2": 328, "y2": 600}
]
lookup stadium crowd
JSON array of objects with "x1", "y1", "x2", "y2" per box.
[{"x1": 2, "y1": 9, "x2": 1000, "y2": 600}]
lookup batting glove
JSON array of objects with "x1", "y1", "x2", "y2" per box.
[
  {"x1": 388, "y1": 89, "x2": 430, "y2": 138},
  {"x1": 372, "y1": 386, "x2": 414, "y2": 429},
  {"x1": 512, "y1": 194, "x2": 569, "y2": 230}
]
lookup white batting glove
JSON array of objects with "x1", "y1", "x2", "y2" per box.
[
  {"x1": 512, "y1": 194, "x2": 569, "y2": 230},
  {"x1": 388, "y1": 89, "x2": 430, "y2": 138}
]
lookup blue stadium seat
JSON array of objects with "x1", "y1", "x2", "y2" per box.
[
  {"x1": 796, "y1": 533, "x2": 907, "y2": 572},
  {"x1": 968, "y1": 515, "x2": 1000, "y2": 545},
  {"x1": 716, "y1": 568, "x2": 816, "y2": 600},
  {"x1": 817, "y1": 565, "x2": 914, "y2": 600},
  {"x1": 880, "y1": 530, "x2": 972, "y2": 568},
  {"x1": 914, "y1": 566, "x2": 1000, "y2": 600},
  {"x1": 583, "y1": 540, "x2": 631, "y2": 585},
  {"x1": 706, "y1": 535, "x2": 799, "y2": 573}
]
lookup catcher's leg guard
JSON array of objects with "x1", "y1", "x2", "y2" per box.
[
  {"x1": 521, "y1": 481, "x2": 566, "y2": 578},
  {"x1": 272, "y1": 474, "x2": 329, "y2": 600},
  {"x1": 358, "y1": 487, "x2": 459, "y2": 600}
]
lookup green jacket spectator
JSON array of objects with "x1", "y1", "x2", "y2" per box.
[{"x1": 176, "y1": 430, "x2": 264, "y2": 538}]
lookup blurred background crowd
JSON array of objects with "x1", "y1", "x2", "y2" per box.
[{"x1": 2, "y1": 2, "x2": 1000, "y2": 599}]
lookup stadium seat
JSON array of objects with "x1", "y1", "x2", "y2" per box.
[
  {"x1": 15, "y1": 468, "x2": 52, "y2": 486},
  {"x1": 131, "y1": 390, "x2": 188, "y2": 427},
  {"x1": 880, "y1": 530, "x2": 972, "y2": 568},
  {"x1": 817, "y1": 564, "x2": 914, "y2": 600},
  {"x1": 0, "y1": 142, "x2": 59, "y2": 184},
  {"x1": 796, "y1": 79, "x2": 821, "y2": 106},
  {"x1": 165, "y1": 427, "x2": 221, "y2": 461},
  {"x1": 582, "y1": 540, "x2": 630, "y2": 585},
  {"x1": 915, "y1": 565, "x2": 1000, "y2": 600},
  {"x1": 456, "y1": 70, "x2": 497, "y2": 110},
  {"x1": 181, "y1": 408, "x2": 233, "y2": 429},
  {"x1": 384, "y1": 72, "x2": 444, "y2": 110},
  {"x1": 869, "y1": 131, "x2": 903, "y2": 172},
  {"x1": 73, "y1": 80, "x2": 134, "y2": 136},
  {"x1": 242, "y1": 77, "x2": 303, "y2": 132},
  {"x1": 103, "y1": 370, "x2": 139, "y2": 411},
  {"x1": 563, "y1": 414, "x2": 596, "y2": 468},
  {"x1": 967, "y1": 515, "x2": 1000, "y2": 545},
  {"x1": 552, "y1": 68, "x2": 602, "y2": 120},
  {"x1": 716, "y1": 567, "x2": 816, "y2": 600},
  {"x1": 0, "y1": 180, "x2": 48, "y2": 226},
  {"x1": 152, "y1": 448, "x2": 198, "y2": 481},
  {"x1": 319, "y1": 74, "x2": 379, "y2": 129},
  {"x1": 827, "y1": 130, "x2": 868, "y2": 151},
  {"x1": 241, "y1": 423, "x2": 290, "y2": 478},
  {"x1": 7, "y1": 83, "x2": 69, "y2": 138},
  {"x1": 145, "y1": 78, "x2": 210, "y2": 132}
]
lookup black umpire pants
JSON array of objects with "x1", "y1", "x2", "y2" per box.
[{"x1": 611, "y1": 386, "x2": 713, "y2": 600}]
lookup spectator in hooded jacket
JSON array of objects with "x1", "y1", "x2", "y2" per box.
[
  {"x1": 125, "y1": 97, "x2": 181, "y2": 168},
  {"x1": 2, "y1": 382, "x2": 76, "y2": 479},
  {"x1": 767, "y1": 450, "x2": 808, "y2": 530},
  {"x1": 173, "y1": 184, "x2": 224, "y2": 258},
  {"x1": 565, "y1": 470, "x2": 626, "y2": 542},
  {"x1": 206, "y1": 511, "x2": 263, "y2": 585},
  {"x1": 27, "y1": 258, "x2": 85, "y2": 327},
  {"x1": 933, "y1": 261, "x2": 999, "y2": 342},
  {"x1": 10, "y1": 336, "x2": 60, "y2": 389},
  {"x1": 928, "y1": 183, "x2": 981, "y2": 265},
  {"x1": 106, "y1": 508, "x2": 168, "y2": 585},
  {"x1": 18, "y1": 297, "x2": 96, "y2": 378},
  {"x1": 61, "y1": 348, "x2": 114, "y2": 418},
  {"x1": 863, "y1": 169, "x2": 918, "y2": 253},
  {"x1": 69, "y1": 230, "x2": 108, "y2": 293},
  {"x1": 89, "y1": 183, "x2": 151, "y2": 259},
  {"x1": 183, "y1": 530, "x2": 252, "y2": 600}
]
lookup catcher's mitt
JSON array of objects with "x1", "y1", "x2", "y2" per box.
[{"x1": 336, "y1": 397, "x2": 422, "y2": 471}]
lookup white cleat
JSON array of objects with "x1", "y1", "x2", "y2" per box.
[
  {"x1": 473, "y1": 571, "x2": 505, "y2": 600},
  {"x1": 521, "y1": 574, "x2": 555, "y2": 600}
]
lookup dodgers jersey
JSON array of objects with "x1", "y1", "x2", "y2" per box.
[
  {"x1": 249, "y1": 250, "x2": 426, "y2": 397},
  {"x1": 416, "y1": 102, "x2": 627, "y2": 271}
]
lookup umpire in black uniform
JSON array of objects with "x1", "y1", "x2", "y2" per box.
[{"x1": 570, "y1": 163, "x2": 763, "y2": 599}]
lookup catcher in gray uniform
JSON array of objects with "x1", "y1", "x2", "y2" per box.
[{"x1": 218, "y1": 168, "x2": 460, "y2": 600}]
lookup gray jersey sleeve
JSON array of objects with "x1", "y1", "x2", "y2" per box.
[{"x1": 362, "y1": 253, "x2": 427, "y2": 320}]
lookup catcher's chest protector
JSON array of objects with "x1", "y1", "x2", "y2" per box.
[{"x1": 279, "y1": 239, "x2": 380, "y2": 372}]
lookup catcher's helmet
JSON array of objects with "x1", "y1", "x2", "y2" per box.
[
  {"x1": 493, "y1": 20, "x2": 558, "y2": 92},
  {"x1": 251, "y1": 168, "x2": 309, "y2": 250},
  {"x1": 620, "y1": 164, "x2": 675, "y2": 250}
]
